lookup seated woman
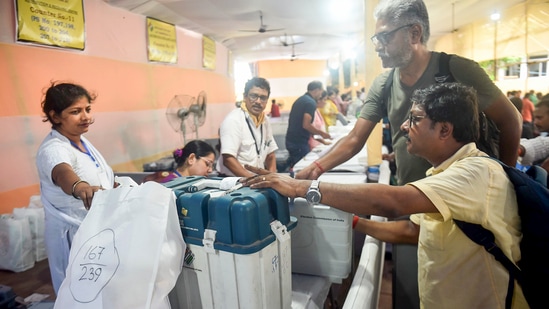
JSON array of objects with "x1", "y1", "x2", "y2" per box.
[{"x1": 144, "y1": 140, "x2": 216, "y2": 183}]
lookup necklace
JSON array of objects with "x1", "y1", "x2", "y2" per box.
[{"x1": 70, "y1": 139, "x2": 100, "y2": 168}]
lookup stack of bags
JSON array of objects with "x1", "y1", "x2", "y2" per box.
[{"x1": 0, "y1": 196, "x2": 47, "y2": 272}]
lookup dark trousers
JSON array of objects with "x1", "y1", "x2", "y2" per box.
[{"x1": 285, "y1": 141, "x2": 310, "y2": 170}]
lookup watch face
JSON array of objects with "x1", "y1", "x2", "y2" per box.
[
  {"x1": 306, "y1": 190, "x2": 321, "y2": 205},
  {"x1": 306, "y1": 180, "x2": 321, "y2": 205}
]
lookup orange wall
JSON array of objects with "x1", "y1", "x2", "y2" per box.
[
  {"x1": 257, "y1": 59, "x2": 328, "y2": 111},
  {"x1": 0, "y1": 0, "x2": 235, "y2": 213},
  {"x1": 258, "y1": 60, "x2": 327, "y2": 78}
]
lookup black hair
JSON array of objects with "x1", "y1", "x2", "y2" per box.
[
  {"x1": 537, "y1": 99, "x2": 549, "y2": 111},
  {"x1": 244, "y1": 77, "x2": 271, "y2": 97},
  {"x1": 41, "y1": 81, "x2": 96, "y2": 128},
  {"x1": 173, "y1": 140, "x2": 215, "y2": 168},
  {"x1": 317, "y1": 91, "x2": 328, "y2": 101},
  {"x1": 509, "y1": 97, "x2": 523, "y2": 112},
  {"x1": 307, "y1": 81, "x2": 323, "y2": 92},
  {"x1": 411, "y1": 83, "x2": 479, "y2": 143}
]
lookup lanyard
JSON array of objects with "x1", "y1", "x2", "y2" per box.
[
  {"x1": 70, "y1": 139, "x2": 100, "y2": 168},
  {"x1": 243, "y1": 110, "x2": 263, "y2": 156}
]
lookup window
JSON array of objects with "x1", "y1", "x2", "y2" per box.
[
  {"x1": 528, "y1": 54, "x2": 548, "y2": 77},
  {"x1": 504, "y1": 63, "x2": 520, "y2": 78}
]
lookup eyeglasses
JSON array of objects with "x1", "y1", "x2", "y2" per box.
[
  {"x1": 370, "y1": 24, "x2": 414, "y2": 46},
  {"x1": 247, "y1": 93, "x2": 269, "y2": 103},
  {"x1": 199, "y1": 157, "x2": 214, "y2": 169},
  {"x1": 408, "y1": 113, "x2": 426, "y2": 127}
]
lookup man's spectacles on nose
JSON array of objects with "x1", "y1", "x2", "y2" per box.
[
  {"x1": 247, "y1": 93, "x2": 269, "y2": 103},
  {"x1": 408, "y1": 113, "x2": 426, "y2": 127},
  {"x1": 371, "y1": 24, "x2": 414, "y2": 46}
]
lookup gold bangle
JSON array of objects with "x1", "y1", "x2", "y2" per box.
[{"x1": 71, "y1": 180, "x2": 89, "y2": 199}]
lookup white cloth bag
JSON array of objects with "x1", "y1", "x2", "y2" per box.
[
  {"x1": 0, "y1": 214, "x2": 35, "y2": 272},
  {"x1": 55, "y1": 181, "x2": 185, "y2": 309},
  {"x1": 13, "y1": 206, "x2": 47, "y2": 262}
]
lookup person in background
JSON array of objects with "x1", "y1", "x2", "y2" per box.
[
  {"x1": 244, "y1": 83, "x2": 527, "y2": 308},
  {"x1": 528, "y1": 89, "x2": 538, "y2": 106},
  {"x1": 309, "y1": 91, "x2": 332, "y2": 149},
  {"x1": 536, "y1": 92, "x2": 544, "y2": 104},
  {"x1": 331, "y1": 86, "x2": 347, "y2": 115},
  {"x1": 346, "y1": 94, "x2": 365, "y2": 119},
  {"x1": 270, "y1": 98, "x2": 281, "y2": 117},
  {"x1": 510, "y1": 96, "x2": 534, "y2": 139},
  {"x1": 320, "y1": 88, "x2": 340, "y2": 130},
  {"x1": 358, "y1": 87, "x2": 366, "y2": 102},
  {"x1": 36, "y1": 82, "x2": 117, "y2": 294},
  {"x1": 143, "y1": 140, "x2": 215, "y2": 183},
  {"x1": 519, "y1": 99, "x2": 549, "y2": 171},
  {"x1": 522, "y1": 91, "x2": 536, "y2": 136},
  {"x1": 216, "y1": 77, "x2": 278, "y2": 177},
  {"x1": 285, "y1": 80, "x2": 331, "y2": 170}
]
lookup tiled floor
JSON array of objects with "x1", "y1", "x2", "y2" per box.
[{"x1": 1, "y1": 256, "x2": 393, "y2": 308}]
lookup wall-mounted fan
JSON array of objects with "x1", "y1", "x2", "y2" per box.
[
  {"x1": 239, "y1": 10, "x2": 284, "y2": 33},
  {"x1": 165, "y1": 91, "x2": 207, "y2": 144}
]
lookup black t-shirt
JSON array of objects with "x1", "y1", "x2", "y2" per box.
[{"x1": 286, "y1": 93, "x2": 317, "y2": 145}]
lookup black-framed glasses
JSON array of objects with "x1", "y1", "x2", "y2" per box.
[
  {"x1": 370, "y1": 24, "x2": 414, "y2": 46},
  {"x1": 247, "y1": 93, "x2": 269, "y2": 103},
  {"x1": 408, "y1": 113, "x2": 426, "y2": 127}
]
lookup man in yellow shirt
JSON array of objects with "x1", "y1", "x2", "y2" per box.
[{"x1": 244, "y1": 83, "x2": 528, "y2": 308}]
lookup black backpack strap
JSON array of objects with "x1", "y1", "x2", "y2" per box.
[
  {"x1": 434, "y1": 52, "x2": 455, "y2": 83},
  {"x1": 381, "y1": 69, "x2": 395, "y2": 110},
  {"x1": 454, "y1": 219, "x2": 521, "y2": 309}
]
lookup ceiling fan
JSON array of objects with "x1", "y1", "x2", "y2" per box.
[
  {"x1": 290, "y1": 44, "x2": 304, "y2": 61},
  {"x1": 279, "y1": 33, "x2": 304, "y2": 47},
  {"x1": 239, "y1": 10, "x2": 284, "y2": 33}
]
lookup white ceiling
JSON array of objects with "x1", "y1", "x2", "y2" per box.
[{"x1": 102, "y1": 0, "x2": 525, "y2": 63}]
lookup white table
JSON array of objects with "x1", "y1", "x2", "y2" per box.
[{"x1": 291, "y1": 160, "x2": 391, "y2": 309}]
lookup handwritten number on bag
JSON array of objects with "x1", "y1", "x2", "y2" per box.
[
  {"x1": 78, "y1": 246, "x2": 106, "y2": 282},
  {"x1": 68, "y1": 229, "x2": 120, "y2": 302},
  {"x1": 84, "y1": 245, "x2": 106, "y2": 261},
  {"x1": 79, "y1": 266, "x2": 103, "y2": 282}
]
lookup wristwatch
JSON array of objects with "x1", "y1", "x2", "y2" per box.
[{"x1": 306, "y1": 180, "x2": 322, "y2": 205}]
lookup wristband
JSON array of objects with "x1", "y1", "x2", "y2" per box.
[
  {"x1": 352, "y1": 215, "x2": 359, "y2": 229},
  {"x1": 314, "y1": 161, "x2": 325, "y2": 173},
  {"x1": 72, "y1": 180, "x2": 89, "y2": 199}
]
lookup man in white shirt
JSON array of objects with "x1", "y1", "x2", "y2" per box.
[{"x1": 216, "y1": 77, "x2": 278, "y2": 177}]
